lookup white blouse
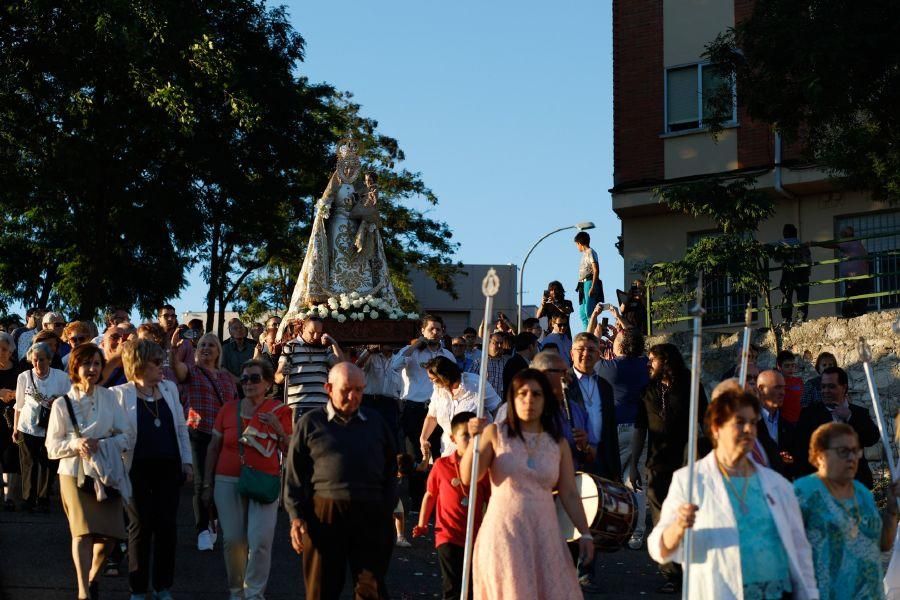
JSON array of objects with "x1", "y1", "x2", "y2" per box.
[
  {"x1": 427, "y1": 372, "x2": 499, "y2": 456},
  {"x1": 14, "y1": 368, "x2": 71, "y2": 437},
  {"x1": 45, "y1": 385, "x2": 133, "y2": 477}
]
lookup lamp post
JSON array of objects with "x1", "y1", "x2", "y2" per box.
[{"x1": 517, "y1": 221, "x2": 595, "y2": 333}]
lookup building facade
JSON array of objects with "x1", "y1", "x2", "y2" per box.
[{"x1": 612, "y1": 0, "x2": 899, "y2": 330}]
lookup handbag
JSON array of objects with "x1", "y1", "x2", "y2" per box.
[
  {"x1": 62, "y1": 395, "x2": 120, "y2": 500},
  {"x1": 235, "y1": 404, "x2": 280, "y2": 504},
  {"x1": 29, "y1": 371, "x2": 52, "y2": 429}
]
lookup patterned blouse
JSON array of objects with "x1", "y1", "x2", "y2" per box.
[{"x1": 794, "y1": 474, "x2": 884, "y2": 600}]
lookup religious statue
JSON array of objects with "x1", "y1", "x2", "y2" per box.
[{"x1": 279, "y1": 137, "x2": 399, "y2": 332}]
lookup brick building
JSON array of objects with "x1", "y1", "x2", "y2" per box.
[{"x1": 611, "y1": 0, "x2": 899, "y2": 330}]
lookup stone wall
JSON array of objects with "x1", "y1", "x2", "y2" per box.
[{"x1": 648, "y1": 309, "x2": 900, "y2": 417}]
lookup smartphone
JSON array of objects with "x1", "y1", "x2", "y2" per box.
[{"x1": 601, "y1": 317, "x2": 609, "y2": 329}]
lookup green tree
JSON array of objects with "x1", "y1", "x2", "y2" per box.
[
  {"x1": 649, "y1": 176, "x2": 776, "y2": 328},
  {"x1": 704, "y1": 0, "x2": 900, "y2": 200}
]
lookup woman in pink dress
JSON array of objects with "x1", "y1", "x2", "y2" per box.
[{"x1": 461, "y1": 369, "x2": 593, "y2": 599}]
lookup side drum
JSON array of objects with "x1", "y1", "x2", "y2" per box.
[{"x1": 555, "y1": 472, "x2": 636, "y2": 552}]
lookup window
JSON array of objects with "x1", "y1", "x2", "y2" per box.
[
  {"x1": 687, "y1": 230, "x2": 756, "y2": 326},
  {"x1": 834, "y1": 211, "x2": 900, "y2": 311},
  {"x1": 665, "y1": 63, "x2": 736, "y2": 133}
]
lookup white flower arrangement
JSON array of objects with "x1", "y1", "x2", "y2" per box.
[{"x1": 298, "y1": 293, "x2": 419, "y2": 322}]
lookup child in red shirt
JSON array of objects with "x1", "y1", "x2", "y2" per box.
[
  {"x1": 412, "y1": 412, "x2": 490, "y2": 600},
  {"x1": 777, "y1": 350, "x2": 803, "y2": 423}
]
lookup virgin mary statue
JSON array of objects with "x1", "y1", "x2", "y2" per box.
[{"x1": 279, "y1": 137, "x2": 399, "y2": 331}]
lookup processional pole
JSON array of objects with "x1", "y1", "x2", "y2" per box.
[
  {"x1": 737, "y1": 302, "x2": 753, "y2": 388},
  {"x1": 859, "y1": 337, "x2": 900, "y2": 511},
  {"x1": 682, "y1": 272, "x2": 706, "y2": 600},
  {"x1": 460, "y1": 268, "x2": 500, "y2": 600}
]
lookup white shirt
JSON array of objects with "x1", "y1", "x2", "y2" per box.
[
  {"x1": 427, "y1": 372, "x2": 499, "y2": 455},
  {"x1": 648, "y1": 453, "x2": 819, "y2": 600},
  {"x1": 363, "y1": 353, "x2": 401, "y2": 398},
  {"x1": 575, "y1": 369, "x2": 602, "y2": 443},
  {"x1": 390, "y1": 344, "x2": 455, "y2": 403},
  {"x1": 14, "y1": 368, "x2": 71, "y2": 436},
  {"x1": 45, "y1": 385, "x2": 133, "y2": 477}
]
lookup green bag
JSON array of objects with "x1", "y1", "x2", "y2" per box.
[{"x1": 235, "y1": 404, "x2": 281, "y2": 504}]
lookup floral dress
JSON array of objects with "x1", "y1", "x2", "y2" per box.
[{"x1": 794, "y1": 474, "x2": 884, "y2": 600}]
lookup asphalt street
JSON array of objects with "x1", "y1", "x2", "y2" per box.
[{"x1": 0, "y1": 487, "x2": 670, "y2": 599}]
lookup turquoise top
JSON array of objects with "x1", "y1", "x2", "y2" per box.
[
  {"x1": 723, "y1": 472, "x2": 793, "y2": 599},
  {"x1": 794, "y1": 474, "x2": 884, "y2": 600}
]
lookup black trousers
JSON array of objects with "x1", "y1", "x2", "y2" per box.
[
  {"x1": 19, "y1": 432, "x2": 50, "y2": 505},
  {"x1": 400, "y1": 401, "x2": 441, "y2": 505},
  {"x1": 302, "y1": 496, "x2": 393, "y2": 600},
  {"x1": 647, "y1": 469, "x2": 681, "y2": 584},
  {"x1": 843, "y1": 278, "x2": 873, "y2": 318},
  {"x1": 189, "y1": 429, "x2": 213, "y2": 533},
  {"x1": 126, "y1": 458, "x2": 182, "y2": 593},
  {"x1": 436, "y1": 543, "x2": 468, "y2": 600},
  {"x1": 779, "y1": 269, "x2": 810, "y2": 321}
]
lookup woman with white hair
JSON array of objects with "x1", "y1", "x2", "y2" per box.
[
  {"x1": 170, "y1": 331, "x2": 238, "y2": 551},
  {"x1": 0, "y1": 332, "x2": 20, "y2": 510},
  {"x1": 13, "y1": 341, "x2": 70, "y2": 511}
]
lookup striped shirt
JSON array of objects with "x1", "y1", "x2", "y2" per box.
[{"x1": 278, "y1": 338, "x2": 334, "y2": 409}]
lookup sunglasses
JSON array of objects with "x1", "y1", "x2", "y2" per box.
[
  {"x1": 70, "y1": 336, "x2": 88, "y2": 344},
  {"x1": 240, "y1": 373, "x2": 264, "y2": 385},
  {"x1": 827, "y1": 446, "x2": 862, "y2": 460}
]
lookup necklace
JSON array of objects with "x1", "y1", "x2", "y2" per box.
[
  {"x1": 820, "y1": 476, "x2": 861, "y2": 539},
  {"x1": 524, "y1": 431, "x2": 541, "y2": 470},
  {"x1": 717, "y1": 456, "x2": 752, "y2": 515},
  {"x1": 140, "y1": 395, "x2": 161, "y2": 429}
]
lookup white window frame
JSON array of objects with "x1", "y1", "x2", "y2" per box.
[{"x1": 663, "y1": 62, "x2": 737, "y2": 134}]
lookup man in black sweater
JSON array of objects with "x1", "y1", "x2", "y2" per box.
[
  {"x1": 501, "y1": 332, "x2": 538, "y2": 396},
  {"x1": 794, "y1": 366, "x2": 879, "y2": 488},
  {"x1": 285, "y1": 362, "x2": 397, "y2": 600}
]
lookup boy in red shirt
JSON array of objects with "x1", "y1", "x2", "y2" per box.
[
  {"x1": 412, "y1": 412, "x2": 490, "y2": 600},
  {"x1": 777, "y1": 350, "x2": 803, "y2": 424}
]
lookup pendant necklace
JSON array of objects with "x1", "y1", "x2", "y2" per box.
[
  {"x1": 820, "y1": 476, "x2": 861, "y2": 539},
  {"x1": 138, "y1": 388, "x2": 161, "y2": 428},
  {"x1": 453, "y1": 459, "x2": 470, "y2": 507},
  {"x1": 524, "y1": 432, "x2": 541, "y2": 470},
  {"x1": 717, "y1": 457, "x2": 751, "y2": 515}
]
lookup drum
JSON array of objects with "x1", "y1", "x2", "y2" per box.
[{"x1": 555, "y1": 472, "x2": 636, "y2": 551}]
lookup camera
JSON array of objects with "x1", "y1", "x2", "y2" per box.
[{"x1": 180, "y1": 328, "x2": 201, "y2": 340}]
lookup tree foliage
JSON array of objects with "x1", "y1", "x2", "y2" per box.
[
  {"x1": 649, "y1": 177, "x2": 775, "y2": 326},
  {"x1": 0, "y1": 1, "x2": 459, "y2": 327},
  {"x1": 704, "y1": 0, "x2": 900, "y2": 200}
]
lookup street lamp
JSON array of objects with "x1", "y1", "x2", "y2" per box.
[{"x1": 517, "y1": 221, "x2": 596, "y2": 332}]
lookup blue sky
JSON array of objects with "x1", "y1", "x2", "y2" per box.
[{"x1": 175, "y1": 0, "x2": 621, "y2": 333}]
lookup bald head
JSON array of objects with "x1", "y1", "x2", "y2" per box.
[
  {"x1": 757, "y1": 370, "x2": 785, "y2": 412},
  {"x1": 326, "y1": 362, "x2": 366, "y2": 416}
]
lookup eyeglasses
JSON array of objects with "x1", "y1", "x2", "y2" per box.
[
  {"x1": 827, "y1": 446, "x2": 863, "y2": 460},
  {"x1": 554, "y1": 323, "x2": 568, "y2": 329},
  {"x1": 240, "y1": 373, "x2": 264, "y2": 385},
  {"x1": 50, "y1": 322, "x2": 65, "y2": 328}
]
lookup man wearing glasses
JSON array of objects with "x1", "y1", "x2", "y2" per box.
[
  {"x1": 540, "y1": 318, "x2": 573, "y2": 366},
  {"x1": 794, "y1": 366, "x2": 879, "y2": 488}
]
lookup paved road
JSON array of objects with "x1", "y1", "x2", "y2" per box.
[{"x1": 0, "y1": 489, "x2": 671, "y2": 599}]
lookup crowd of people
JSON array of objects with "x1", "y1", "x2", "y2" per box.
[{"x1": 0, "y1": 230, "x2": 894, "y2": 600}]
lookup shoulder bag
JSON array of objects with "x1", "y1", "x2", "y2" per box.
[
  {"x1": 30, "y1": 371, "x2": 52, "y2": 429},
  {"x1": 196, "y1": 366, "x2": 225, "y2": 405},
  {"x1": 62, "y1": 395, "x2": 120, "y2": 500},
  {"x1": 235, "y1": 403, "x2": 280, "y2": 504}
]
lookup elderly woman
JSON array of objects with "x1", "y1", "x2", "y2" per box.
[
  {"x1": 62, "y1": 322, "x2": 93, "y2": 368},
  {"x1": 45, "y1": 344, "x2": 132, "y2": 600},
  {"x1": 170, "y1": 331, "x2": 239, "y2": 551},
  {"x1": 794, "y1": 422, "x2": 898, "y2": 600},
  {"x1": 13, "y1": 341, "x2": 70, "y2": 512},
  {"x1": 22, "y1": 329, "x2": 65, "y2": 371},
  {"x1": 419, "y1": 356, "x2": 500, "y2": 457},
  {"x1": 648, "y1": 381, "x2": 818, "y2": 599},
  {"x1": 100, "y1": 326, "x2": 128, "y2": 387},
  {"x1": 112, "y1": 339, "x2": 192, "y2": 600},
  {"x1": 0, "y1": 332, "x2": 20, "y2": 510},
  {"x1": 202, "y1": 359, "x2": 290, "y2": 600}
]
